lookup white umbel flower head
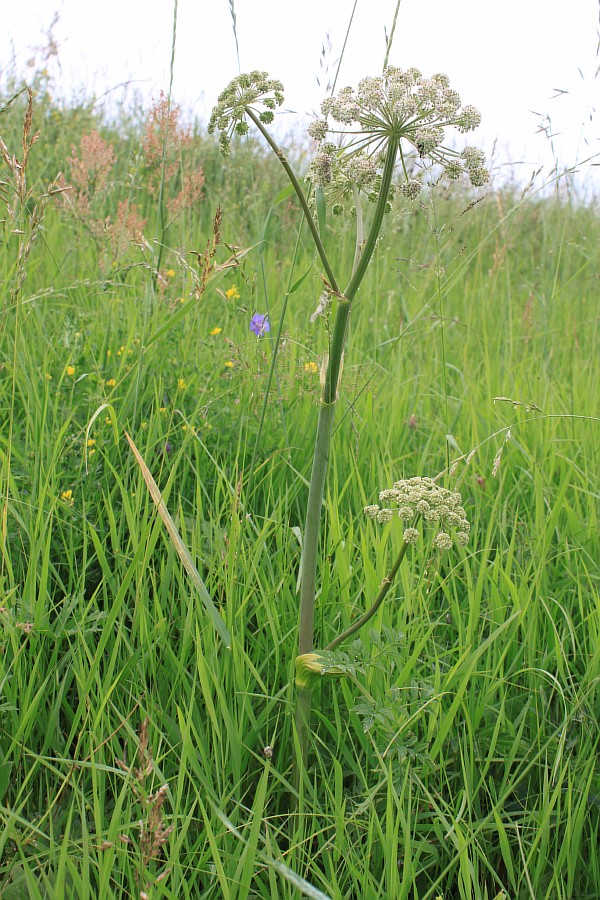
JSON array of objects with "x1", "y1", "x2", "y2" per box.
[
  {"x1": 305, "y1": 64, "x2": 489, "y2": 203},
  {"x1": 364, "y1": 476, "x2": 470, "y2": 553}
]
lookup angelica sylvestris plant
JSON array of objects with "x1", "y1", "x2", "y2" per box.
[{"x1": 209, "y1": 68, "x2": 487, "y2": 773}]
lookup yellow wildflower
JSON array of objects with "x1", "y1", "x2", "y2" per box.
[
  {"x1": 178, "y1": 378, "x2": 187, "y2": 390},
  {"x1": 304, "y1": 361, "x2": 318, "y2": 374},
  {"x1": 66, "y1": 365, "x2": 75, "y2": 376},
  {"x1": 89, "y1": 448, "x2": 96, "y2": 456},
  {"x1": 166, "y1": 269, "x2": 176, "y2": 278},
  {"x1": 224, "y1": 361, "x2": 234, "y2": 368},
  {"x1": 225, "y1": 286, "x2": 240, "y2": 300},
  {"x1": 210, "y1": 327, "x2": 222, "y2": 336},
  {"x1": 61, "y1": 490, "x2": 73, "y2": 502},
  {"x1": 87, "y1": 439, "x2": 96, "y2": 447},
  {"x1": 106, "y1": 378, "x2": 116, "y2": 388},
  {"x1": 159, "y1": 406, "x2": 167, "y2": 413}
]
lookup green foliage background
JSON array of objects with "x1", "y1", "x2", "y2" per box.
[{"x1": 0, "y1": 74, "x2": 598, "y2": 899}]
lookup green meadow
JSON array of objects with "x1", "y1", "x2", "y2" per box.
[{"x1": 0, "y1": 61, "x2": 599, "y2": 900}]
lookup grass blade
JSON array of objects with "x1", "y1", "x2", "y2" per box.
[{"x1": 124, "y1": 429, "x2": 231, "y2": 648}]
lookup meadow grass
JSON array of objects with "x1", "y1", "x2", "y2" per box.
[{"x1": 0, "y1": 77, "x2": 599, "y2": 900}]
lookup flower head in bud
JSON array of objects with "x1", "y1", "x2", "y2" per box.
[
  {"x1": 444, "y1": 161, "x2": 463, "y2": 180},
  {"x1": 460, "y1": 146, "x2": 490, "y2": 185},
  {"x1": 208, "y1": 71, "x2": 285, "y2": 155},
  {"x1": 399, "y1": 179, "x2": 422, "y2": 200},
  {"x1": 467, "y1": 165, "x2": 490, "y2": 187},
  {"x1": 434, "y1": 532, "x2": 453, "y2": 551},
  {"x1": 403, "y1": 527, "x2": 419, "y2": 545},
  {"x1": 308, "y1": 118, "x2": 329, "y2": 142},
  {"x1": 309, "y1": 150, "x2": 334, "y2": 186},
  {"x1": 457, "y1": 105, "x2": 482, "y2": 133}
]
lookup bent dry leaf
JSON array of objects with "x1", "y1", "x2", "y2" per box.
[{"x1": 124, "y1": 430, "x2": 231, "y2": 649}]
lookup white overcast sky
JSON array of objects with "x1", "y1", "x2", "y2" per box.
[{"x1": 2, "y1": 0, "x2": 599, "y2": 190}]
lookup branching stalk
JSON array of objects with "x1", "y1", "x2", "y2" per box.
[
  {"x1": 294, "y1": 136, "x2": 400, "y2": 770},
  {"x1": 245, "y1": 109, "x2": 340, "y2": 294},
  {"x1": 325, "y1": 537, "x2": 409, "y2": 651}
]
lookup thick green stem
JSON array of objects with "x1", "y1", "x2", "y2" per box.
[{"x1": 297, "y1": 402, "x2": 335, "y2": 656}]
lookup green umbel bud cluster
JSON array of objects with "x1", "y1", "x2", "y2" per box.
[
  {"x1": 208, "y1": 71, "x2": 285, "y2": 156},
  {"x1": 364, "y1": 476, "x2": 470, "y2": 551}
]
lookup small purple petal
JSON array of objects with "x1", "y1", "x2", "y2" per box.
[{"x1": 250, "y1": 313, "x2": 270, "y2": 336}]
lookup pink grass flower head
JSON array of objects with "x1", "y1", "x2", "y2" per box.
[{"x1": 250, "y1": 313, "x2": 270, "y2": 336}]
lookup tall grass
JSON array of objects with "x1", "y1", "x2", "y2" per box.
[{"x1": 0, "y1": 73, "x2": 598, "y2": 899}]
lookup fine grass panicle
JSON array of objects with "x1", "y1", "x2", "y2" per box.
[{"x1": 115, "y1": 718, "x2": 174, "y2": 896}]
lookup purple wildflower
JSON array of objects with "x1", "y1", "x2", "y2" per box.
[{"x1": 250, "y1": 313, "x2": 270, "y2": 336}]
